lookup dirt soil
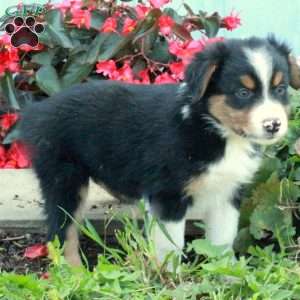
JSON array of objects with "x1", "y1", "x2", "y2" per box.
[{"x1": 0, "y1": 231, "x2": 117, "y2": 275}]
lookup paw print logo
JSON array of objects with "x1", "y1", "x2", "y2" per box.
[{"x1": 5, "y1": 16, "x2": 44, "y2": 48}]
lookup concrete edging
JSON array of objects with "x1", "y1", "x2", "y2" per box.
[{"x1": 0, "y1": 169, "x2": 200, "y2": 231}]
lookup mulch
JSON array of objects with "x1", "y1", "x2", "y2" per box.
[{"x1": 0, "y1": 230, "x2": 117, "y2": 275}]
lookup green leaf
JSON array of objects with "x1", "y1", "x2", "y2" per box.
[
  {"x1": 234, "y1": 227, "x2": 255, "y2": 254},
  {"x1": 36, "y1": 65, "x2": 62, "y2": 96},
  {"x1": 97, "y1": 33, "x2": 126, "y2": 61},
  {"x1": 148, "y1": 38, "x2": 172, "y2": 63},
  {"x1": 85, "y1": 34, "x2": 109, "y2": 64},
  {"x1": 0, "y1": 72, "x2": 20, "y2": 110},
  {"x1": 201, "y1": 14, "x2": 220, "y2": 38},
  {"x1": 249, "y1": 176, "x2": 294, "y2": 241},
  {"x1": 172, "y1": 23, "x2": 192, "y2": 41},
  {"x1": 2, "y1": 122, "x2": 20, "y2": 144},
  {"x1": 90, "y1": 10, "x2": 105, "y2": 30},
  {"x1": 45, "y1": 9, "x2": 73, "y2": 48},
  {"x1": 61, "y1": 53, "x2": 93, "y2": 88},
  {"x1": 163, "y1": 8, "x2": 183, "y2": 24},
  {"x1": 31, "y1": 51, "x2": 55, "y2": 65},
  {"x1": 189, "y1": 239, "x2": 227, "y2": 258}
]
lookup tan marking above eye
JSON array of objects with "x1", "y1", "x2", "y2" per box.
[
  {"x1": 240, "y1": 75, "x2": 256, "y2": 90},
  {"x1": 272, "y1": 71, "x2": 283, "y2": 87}
]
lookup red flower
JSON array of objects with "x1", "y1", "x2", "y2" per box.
[
  {"x1": 169, "y1": 37, "x2": 224, "y2": 63},
  {"x1": 0, "y1": 113, "x2": 18, "y2": 131},
  {"x1": 96, "y1": 60, "x2": 117, "y2": 77},
  {"x1": 5, "y1": 141, "x2": 31, "y2": 168},
  {"x1": 40, "y1": 272, "x2": 50, "y2": 280},
  {"x1": 0, "y1": 33, "x2": 11, "y2": 45},
  {"x1": 155, "y1": 72, "x2": 177, "y2": 84},
  {"x1": 138, "y1": 69, "x2": 151, "y2": 84},
  {"x1": 158, "y1": 15, "x2": 174, "y2": 36},
  {"x1": 114, "y1": 62, "x2": 134, "y2": 82},
  {"x1": 149, "y1": 0, "x2": 170, "y2": 8},
  {"x1": 53, "y1": 0, "x2": 82, "y2": 15},
  {"x1": 18, "y1": 43, "x2": 44, "y2": 52},
  {"x1": 122, "y1": 17, "x2": 137, "y2": 35},
  {"x1": 24, "y1": 244, "x2": 48, "y2": 259},
  {"x1": 135, "y1": 4, "x2": 150, "y2": 19},
  {"x1": 222, "y1": 11, "x2": 241, "y2": 31},
  {"x1": 100, "y1": 17, "x2": 117, "y2": 33},
  {"x1": 3, "y1": 160, "x2": 17, "y2": 169},
  {"x1": 0, "y1": 145, "x2": 6, "y2": 168},
  {"x1": 96, "y1": 60, "x2": 134, "y2": 82},
  {"x1": 70, "y1": 7, "x2": 91, "y2": 29},
  {"x1": 168, "y1": 39, "x2": 203, "y2": 62},
  {"x1": 0, "y1": 34, "x2": 20, "y2": 76},
  {"x1": 169, "y1": 61, "x2": 185, "y2": 80}
]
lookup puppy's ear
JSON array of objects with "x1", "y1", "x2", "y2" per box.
[
  {"x1": 184, "y1": 42, "x2": 223, "y2": 102},
  {"x1": 267, "y1": 36, "x2": 300, "y2": 89},
  {"x1": 288, "y1": 55, "x2": 300, "y2": 89}
]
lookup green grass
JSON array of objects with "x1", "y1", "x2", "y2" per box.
[{"x1": 1, "y1": 206, "x2": 300, "y2": 300}]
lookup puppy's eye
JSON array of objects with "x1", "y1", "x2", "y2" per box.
[
  {"x1": 274, "y1": 84, "x2": 286, "y2": 96},
  {"x1": 235, "y1": 88, "x2": 252, "y2": 99}
]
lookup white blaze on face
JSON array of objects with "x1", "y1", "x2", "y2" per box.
[{"x1": 244, "y1": 47, "x2": 288, "y2": 144}]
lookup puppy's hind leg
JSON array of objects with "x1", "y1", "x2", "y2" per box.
[{"x1": 34, "y1": 158, "x2": 89, "y2": 266}]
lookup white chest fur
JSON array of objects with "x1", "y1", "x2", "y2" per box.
[{"x1": 185, "y1": 135, "x2": 261, "y2": 219}]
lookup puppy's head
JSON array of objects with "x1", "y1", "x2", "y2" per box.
[{"x1": 184, "y1": 36, "x2": 300, "y2": 145}]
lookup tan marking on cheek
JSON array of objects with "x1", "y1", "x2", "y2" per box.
[
  {"x1": 240, "y1": 75, "x2": 256, "y2": 90},
  {"x1": 208, "y1": 95, "x2": 251, "y2": 134},
  {"x1": 272, "y1": 71, "x2": 283, "y2": 86}
]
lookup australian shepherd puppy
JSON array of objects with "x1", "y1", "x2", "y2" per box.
[{"x1": 21, "y1": 36, "x2": 300, "y2": 265}]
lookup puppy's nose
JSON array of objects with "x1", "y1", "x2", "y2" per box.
[{"x1": 263, "y1": 118, "x2": 281, "y2": 134}]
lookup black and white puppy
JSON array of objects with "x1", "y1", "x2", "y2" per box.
[{"x1": 21, "y1": 36, "x2": 300, "y2": 265}]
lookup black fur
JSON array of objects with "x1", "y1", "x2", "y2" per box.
[{"x1": 20, "y1": 36, "x2": 292, "y2": 244}]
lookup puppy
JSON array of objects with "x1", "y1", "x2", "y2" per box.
[{"x1": 20, "y1": 36, "x2": 300, "y2": 265}]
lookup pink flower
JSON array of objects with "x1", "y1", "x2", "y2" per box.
[
  {"x1": 24, "y1": 244, "x2": 48, "y2": 259},
  {"x1": 122, "y1": 17, "x2": 137, "y2": 35},
  {"x1": 155, "y1": 72, "x2": 177, "y2": 84},
  {"x1": 169, "y1": 61, "x2": 185, "y2": 80},
  {"x1": 96, "y1": 60, "x2": 117, "y2": 77},
  {"x1": 149, "y1": 0, "x2": 170, "y2": 8},
  {"x1": 70, "y1": 7, "x2": 91, "y2": 29},
  {"x1": 135, "y1": 4, "x2": 150, "y2": 19},
  {"x1": 100, "y1": 17, "x2": 117, "y2": 33},
  {"x1": 222, "y1": 11, "x2": 241, "y2": 31},
  {"x1": 158, "y1": 15, "x2": 174, "y2": 36}
]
